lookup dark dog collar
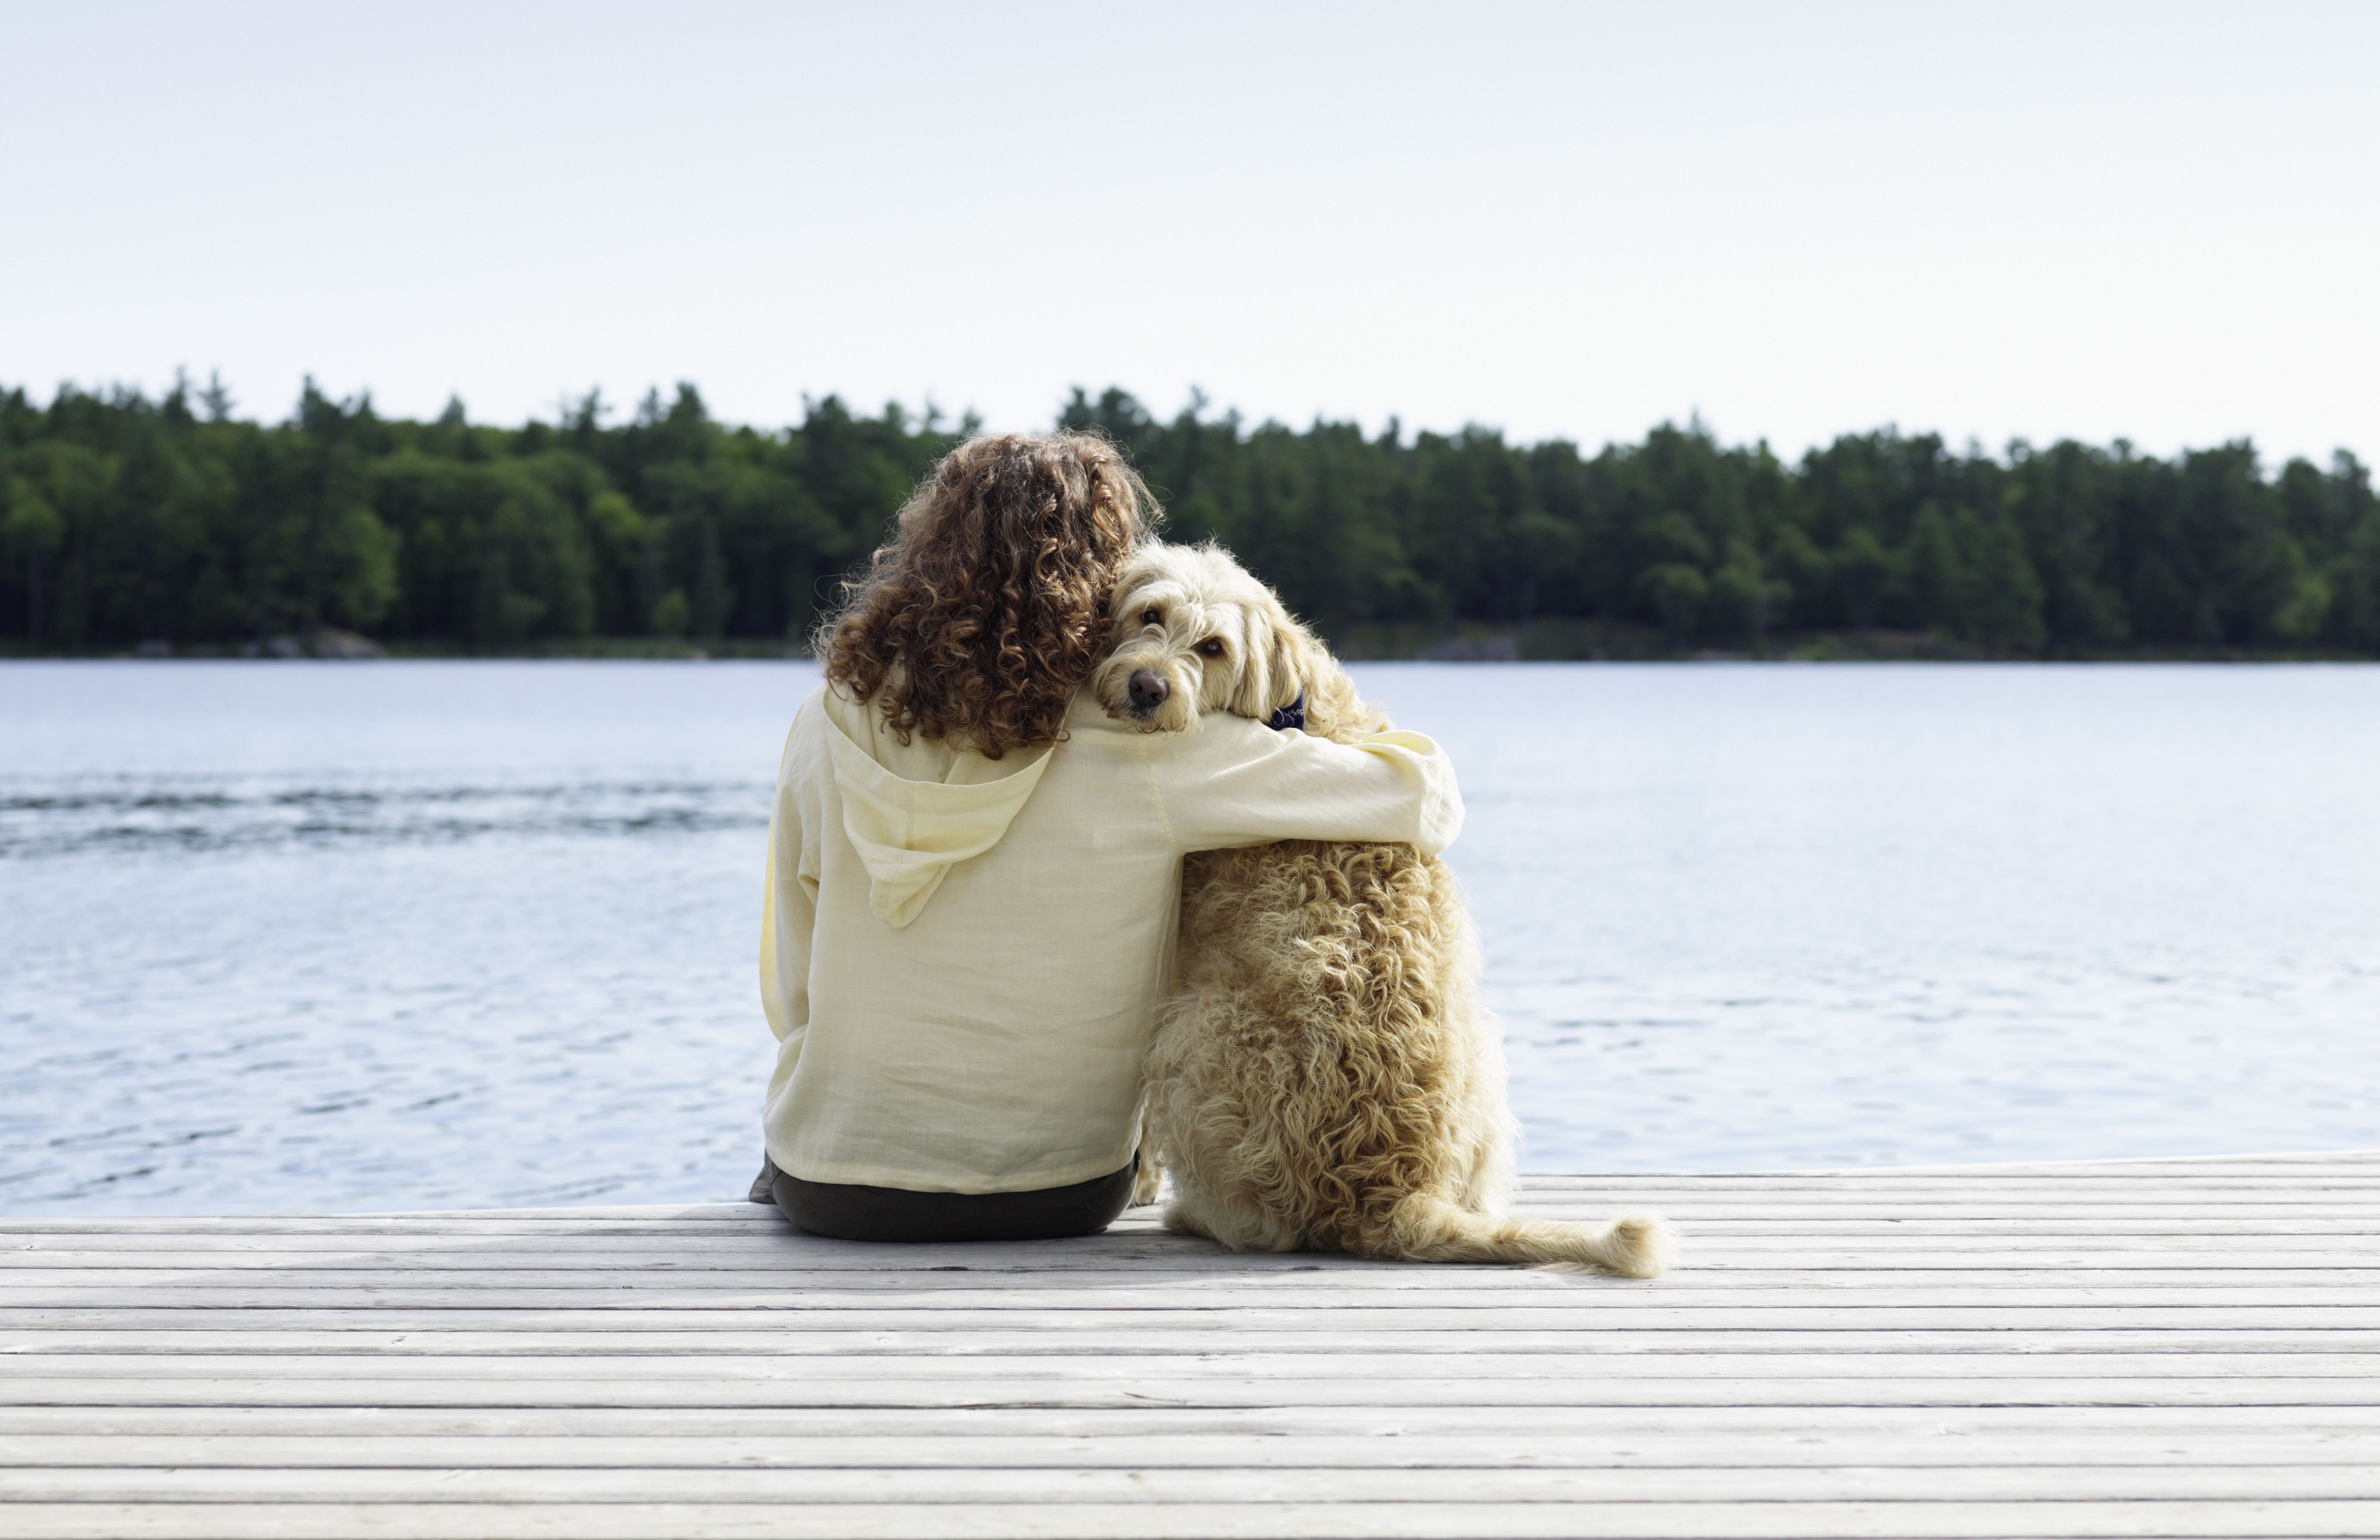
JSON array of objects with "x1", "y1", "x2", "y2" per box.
[{"x1": 1266, "y1": 692, "x2": 1306, "y2": 733}]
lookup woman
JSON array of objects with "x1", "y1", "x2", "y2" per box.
[{"x1": 755, "y1": 432, "x2": 1461, "y2": 1242}]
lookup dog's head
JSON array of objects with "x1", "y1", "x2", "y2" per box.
[{"x1": 1092, "y1": 543, "x2": 1319, "y2": 735}]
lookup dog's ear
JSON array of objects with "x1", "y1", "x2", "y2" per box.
[
  {"x1": 1302, "y1": 651, "x2": 1382, "y2": 740},
  {"x1": 1230, "y1": 606, "x2": 1309, "y2": 722}
]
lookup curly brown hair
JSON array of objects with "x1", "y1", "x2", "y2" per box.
[{"x1": 819, "y1": 433, "x2": 1160, "y2": 759}]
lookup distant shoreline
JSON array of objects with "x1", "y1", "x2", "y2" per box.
[{"x1": 4, "y1": 627, "x2": 2371, "y2": 664}]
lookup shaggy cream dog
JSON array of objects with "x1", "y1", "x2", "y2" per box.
[{"x1": 1094, "y1": 543, "x2": 1674, "y2": 1275}]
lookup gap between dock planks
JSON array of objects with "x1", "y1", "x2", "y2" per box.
[{"x1": 2, "y1": 1153, "x2": 2376, "y2": 1539}]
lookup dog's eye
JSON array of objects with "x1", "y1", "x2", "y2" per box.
[
  {"x1": 1196, "y1": 638, "x2": 1225, "y2": 659},
  {"x1": 1141, "y1": 609, "x2": 1162, "y2": 627}
]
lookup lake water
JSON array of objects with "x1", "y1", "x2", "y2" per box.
[{"x1": 2, "y1": 660, "x2": 2375, "y2": 1214}]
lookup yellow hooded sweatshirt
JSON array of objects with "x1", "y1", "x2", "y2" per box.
[{"x1": 759, "y1": 683, "x2": 1463, "y2": 1194}]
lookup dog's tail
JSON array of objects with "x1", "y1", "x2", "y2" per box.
[{"x1": 1382, "y1": 1194, "x2": 1675, "y2": 1276}]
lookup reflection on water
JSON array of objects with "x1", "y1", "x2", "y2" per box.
[{"x1": 2, "y1": 659, "x2": 2376, "y2": 1213}]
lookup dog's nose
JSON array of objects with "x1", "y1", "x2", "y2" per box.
[{"x1": 1127, "y1": 669, "x2": 1170, "y2": 710}]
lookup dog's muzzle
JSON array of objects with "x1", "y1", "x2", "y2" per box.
[{"x1": 1127, "y1": 669, "x2": 1170, "y2": 712}]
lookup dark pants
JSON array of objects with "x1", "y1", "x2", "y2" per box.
[{"x1": 749, "y1": 1153, "x2": 1138, "y2": 1243}]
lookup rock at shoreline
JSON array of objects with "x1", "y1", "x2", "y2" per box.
[
  {"x1": 234, "y1": 629, "x2": 387, "y2": 660},
  {"x1": 1417, "y1": 633, "x2": 1523, "y2": 663}
]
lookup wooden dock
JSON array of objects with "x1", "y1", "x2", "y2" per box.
[{"x1": 3, "y1": 1152, "x2": 2376, "y2": 1538}]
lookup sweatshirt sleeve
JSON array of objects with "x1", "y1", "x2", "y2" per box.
[
  {"x1": 1148, "y1": 713, "x2": 1464, "y2": 857},
  {"x1": 758, "y1": 730, "x2": 820, "y2": 1049}
]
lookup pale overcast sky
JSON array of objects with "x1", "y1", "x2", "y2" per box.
[{"x1": 4, "y1": 0, "x2": 2375, "y2": 462}]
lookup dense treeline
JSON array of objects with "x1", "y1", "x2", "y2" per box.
[
  {"x1": 4, "y1": 377, "x2": 2377, "y2": 657},
  {"x1": 0, "y1": 379, "x2": 943, "y2": 653}
]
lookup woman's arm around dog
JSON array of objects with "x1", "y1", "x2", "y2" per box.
[{"x1": 1145, "y1": 712, "x2": 1464, "y2": 857}]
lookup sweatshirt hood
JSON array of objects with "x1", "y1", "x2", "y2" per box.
[{"x1": 821, "y1": 691, "x2": 1054, "y2": 928}]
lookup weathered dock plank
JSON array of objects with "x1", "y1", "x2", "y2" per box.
[{"x1": 3, "y1": 1153, "x2": 2375, "y2": 1539}]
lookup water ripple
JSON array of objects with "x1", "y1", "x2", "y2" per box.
[{"x1": 0, "y1": 777, "x2": 771, "y2": 858}]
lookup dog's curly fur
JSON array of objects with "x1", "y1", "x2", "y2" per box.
[{"x1": 1096, "y1": 544, "x2": 1674, "y2": 1276}]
